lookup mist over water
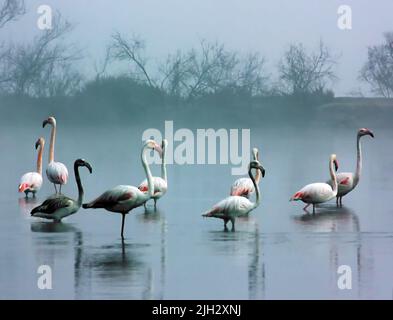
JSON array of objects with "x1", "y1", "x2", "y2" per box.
[{"x1": 1, "y1": 106, "x2": 393, "y2": 299}]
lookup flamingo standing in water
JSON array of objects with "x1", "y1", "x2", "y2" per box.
[
  {"x1": 290, "y1": 154, "x2": 339, "y2": 214},
  {"x1": 18, "y1": 137, "x2": 45, "y2": 197},
  {"x1": 327, "y1": 128, "x2": 374, "y2": 207},
  {"x1": 31, "y1": 159, "x2": 92, "y2": 222},
  {"x1": 202, "y1": 160, "x2": 266, "y2": 231},
  {"x1": 138, "y1": 139, "x2": 168, "y2": 208},
  {"x1": 230, "y1": 148, "x2": 262, "y2": 198},
  {"x1": 43, "y1": 116, "x2": 68, "y2": 193},
  {"x1": 83, "y1": 140, "x2": 163, "y2": 239}
]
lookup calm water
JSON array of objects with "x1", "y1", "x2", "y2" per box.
[{"x1": 1, "y1": 120, "x2": 393, "y2": 299}]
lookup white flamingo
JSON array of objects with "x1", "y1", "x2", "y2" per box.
[
  {"x1": 83, "y1": 140, "x2": 163, "y2": 239},
  {"x1": 327, "y1": 128, "x2": 374, "y2": 206},
  {"x1": 230, "y1": 148, "x2": 262, "y2": 197},
  {"x1": 43, "y1": 116, "x2": 69, "y2": 193},
  {"x1": 202, "y1": 160, "x2": 265, "y2": 231},
  {"x1": 138, "y1": 139, "x2": 168, "y2": 208},
  {"x1": 18, "y1": 137, "x2": 45, "y2": 197},
  {"x1": 290, "y1": 154, "x2": 339, "y2": 214},
  {"x1": 31, "y1": 159, "x2": 92, "y2": 222}
]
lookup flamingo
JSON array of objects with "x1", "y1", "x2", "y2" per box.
[
  {"x1": 327, "y1": 128, "x2": 374, "y2": 207},
  {"x1": 230, "y1": 147, "x2": 262, "y2": 197},
  {"x1": 31, "y1": 159, "x2": 92, "y2": 222},
  {"x1": 202, "y1": 160, "x2": 265, "y2": 231},
  {"x1": 43, "y1": 116, "x2": 69, "y2": 194},
  {"x1": 138, "y1": 139, "x2": 168, "y2": 208},
  {"x1": 83, "y1": 140, "x2": 163, "y2": 239},
  {"x1": 18, "y1": 137, "x2": 45, "y2": 198},
  {"x1": 290, "y1": 154, "x2": 339, "y2": 214}
]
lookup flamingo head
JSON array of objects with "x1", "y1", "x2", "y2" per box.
[
  {"x1": 145, "y1": 140, "x2": 163, "y2": 158},
  {"x1": 43, "y1": 116, "x2": 56, "y2": 128},
  {"x1": 18, "y1": 183, "x2": 29, "y2": 193},
  {"x1": 35, "y1": 137, "x2": 45, "y2": 150},
  {"x1": 74, "y1": 159, "x2": 93, "y2": 174},
  {"x1": 331, "y1": 154, "x2": 339, "y2": 171},
  {"x1": 252, "y1": 147, "x2": 259, "y2": 161},
  {"x1": 358, "y1": 128, "x2": 374, "y2": 138},
  {"x1": 249, "y1": 160, "x2": 265, "y2": 178}
]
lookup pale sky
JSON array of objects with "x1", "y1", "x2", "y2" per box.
[{"x1": 1, "y1": 0, "x2": 393, "y2": 96}]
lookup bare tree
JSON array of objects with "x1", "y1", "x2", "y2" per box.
[
  {"x1": 237, "y1": 53, "x2": 269, "y2": 96},
  {"x1": 0, "y1": 13, "x2": 82, "y2": 97},
  {"x1": 360, "y1": 32, "x2": 393, "y2": 98},
  {"x1": 278, "y1": 41, "x2": 337, "y2": 96},
  {"x1": 109, "y1": 32, "x2": 155, "y2": 88},
  {"x1": 0, "y1": 0, "x2": 25, "y2": 28}
]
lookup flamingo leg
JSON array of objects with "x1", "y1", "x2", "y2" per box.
[
  {"x1": 59, "y1": 184, "x2": 62, "y2": 194},
  {"x1": 121, "y1": 213, "x2": 126, "y2": 240},
  {"x1": 154, "y1": 199, "x2": 157, "y2": 209},
  {"x1": 223, "y1": 218, "x2": 229, "y2": 231},
  {"x1": 313, "y1": 204, "x2": 316, "y2": 214},
  {"x1": 231, "y1": 218, "x2": 236, "y2": 232},
  {"x1": 336, "y1": 197, "x2": 339, "y2": 207},
  {"x1": 339, "y1": 197, "x2": 343, "y2": 207},
  {"x1": 53, "y1": 184, "x2": 57, "y2": 194},
  {"x1": 303, "y1": 203, "x2": 311, "y2": 212}
]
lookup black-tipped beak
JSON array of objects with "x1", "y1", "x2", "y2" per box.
[
  {"x1": 258, "y1": 165, "x2": 266, "y2": 178},
  {"x1": 85, "y1": 162, "x2": 93, "y2": 174},
  {"x1": 35, "y1": 141, "x2": 40, "y2": 150},
  {"x1": 334, "y1": 160, "x2": 339, "y2": 172},
  {"x1": 369, "y1": 131, "x2": 375, "y2": 138},
  {"x1": 42, "y1": 120, "x2": 49, "y2": 128},
  {"x1": 155, "y1": 145, "x2": 163, "y2": 158}
]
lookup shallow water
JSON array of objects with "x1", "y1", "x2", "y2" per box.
[{"x1": 1, "y1": 121, "x2": 393, "y2": 299}]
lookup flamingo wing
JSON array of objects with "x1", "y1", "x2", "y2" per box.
[
  {"x1": 31, "y1": 195, "x2": 73, "y2": 215},
  {"x1": 19, "y1": 172, "x2": 43, "y2": 192},
  {"x1": 138, "y1": 177, "x2": 167, "y2": 194},
  {"x1": 293, "y1": 183, "x2": 335, "y2": 203},
  {"x1": 85, "y1": 185, "x2": 138, "y2": 208},
  {"x1": 46, "y1": 162, "x2": 68, "y2": 184},
  {"x1": 230, "y1": 178, "x2": 254, "y2": 196}
]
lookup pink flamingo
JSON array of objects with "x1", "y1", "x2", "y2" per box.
[
  {"x1": 18, "y1": 137, "x2": 45, "y2": 197},
  {"x1": 43, "y1": 116, "x2": 68, "y2": 193},
  {"x1": 202, "y1": 160, "x2": 265, "y2": 231},
  {"x1": 138, "y1": 139, "x2": 168, "y2": 208},
  {"x1": 83, "y1": 140, "x2": 163, "y2": 239},
  {"x1": 327, "y1": 128, "x2": 374, "y2": 206},
  {"x1": 230, "y1": 148, "x2": 262, "y2": 197},
  {"x1": 290, "y1": 154, "x2": 339, "y2": 214}
]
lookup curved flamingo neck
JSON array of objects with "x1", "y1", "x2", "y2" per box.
[
  {"x1": 48, "y1": 124, "x2": 56, "y2": 163},
  {"x1": 141, "y1": 146, "x2": 154, "y2": 198},
  {"x1": 74, "y1": 164, "x2": 84, "y2": 206},
  {"x1": 249, "y1": 167, "x2": 260, "y2": 208},
  {"x1": 36, "y1": 144, "x2": 44, "y2": 175},
  {"x1": 329, "y1": 157, "x2": 338, "y2": 195},
  {"x1": 354, "y1": 134, "x2": 362, "y2": 185},
  {"x1": 254, "y1": 168, "x2": 261, "y2": 184}
]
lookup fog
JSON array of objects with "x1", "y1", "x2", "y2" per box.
[{"x1": 1, "y1": 0, "x2": 393, "y2": 96}]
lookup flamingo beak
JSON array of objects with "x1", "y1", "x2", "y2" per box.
[
  {"x1": 258, "y1": 165, "x2": 266, "y2": 178},
  {"x1": 334, "y1": 159, "x2": 339, "y2": 171},
  {"x1": 85, "y1": 162, "x2": 93, "y2": 174},
  {"x1": 42, "y1": 120, "x2": 49, "y2": 128},
  {"x1": 368, "y1": 130, "x2": 375, "y2": 138},
  {"x1": 35, "y1": 140, "x2": 40, "y2": 149},
  {"x1": 155, "y1": 144, "x2": 163, "y2": 158}
]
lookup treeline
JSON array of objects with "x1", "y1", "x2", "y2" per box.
[{"x1": 1, "y1": 0, "x2": 393, "y2": 105}]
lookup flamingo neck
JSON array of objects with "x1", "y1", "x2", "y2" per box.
[
  {"x1": 249, "y1": 167, "x2": 260, "y2": 208},
  {"x1": 329, "y1": 158, "x2": 338, "y2": 195},
  {"x1": 254, "y1": 167, "x2": 261, "y2": 184},
  {"x1": 49, "y1": 124, "x2": 56, "y2": 163},
  {"x1": 354, "y1": 134, "x2": 362, "y2": 185},
  {"x1": 141, "y1": 147, "x2": 154, "y2": 198},
  {"x1": 74, "y1": 164, "x2": 83, "y2": 206},
  {"x1": 36, "y1": 144, "x2": 44, "y2": 175},
  {"x1": 161, "y1": 145, "x2": 167, "y2": 183}
]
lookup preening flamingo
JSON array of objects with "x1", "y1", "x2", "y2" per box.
[
  {"x1": 43, "y1": 116, "x2": 69, "y2": 193},
  {"x1": 83, "y1": 140, "x2": 163, "y2": 239},
  {"x1": 327, "y1": 128, "x2": 374, "y2": 206},
  {"x1": 230, "y1": 148, "x2": 262, "y2": 197},
  {"x1": 290, "y1": 154, "x2": 339, "y2": 214},
  {"x1": 18, "y1": 137, "x2": 45, "y2": 197},
  {"x1": 31, "y1": 159, "x2": 92, "y2": 222},
  {"x1": 202, "y1": 160, "x2": 265, "y2": 231},
  {"x1": 138, "y1": 139, "x2": 168, "y2": 208}
]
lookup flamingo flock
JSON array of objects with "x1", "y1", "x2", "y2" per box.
[{"x1": 19, "y1": 117, "x2": 374, "y2": 237}]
